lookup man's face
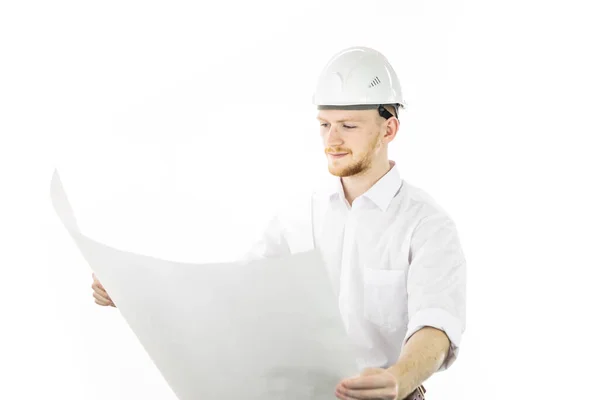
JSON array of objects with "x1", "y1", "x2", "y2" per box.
[{"x1": 317, "y1": 109, "x2": 387, "y2": 177}]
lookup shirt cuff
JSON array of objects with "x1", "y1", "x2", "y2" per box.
[{"x1": 403, "y1": 307, "x2": 464, "y2": 371}]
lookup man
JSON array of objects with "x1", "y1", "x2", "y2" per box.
[{"x1": 92, "y1": 46, "x2": 467, "y2": 400}]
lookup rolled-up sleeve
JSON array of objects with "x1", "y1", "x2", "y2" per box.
[{"x1": 403, "y1": 214, "x2": 467, "y2": 371}]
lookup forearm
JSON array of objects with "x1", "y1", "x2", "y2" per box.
[{"x1": 386, "y1": 326, "x2": 450, "y2": 398}]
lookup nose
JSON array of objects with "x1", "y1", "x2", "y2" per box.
[{"x1": 324, "y1": 125, "x2": 343, "y2": 147}]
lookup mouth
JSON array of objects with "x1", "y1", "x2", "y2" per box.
[{"x1": 327, "y1": 153, "x2": 349, "y2": 159}]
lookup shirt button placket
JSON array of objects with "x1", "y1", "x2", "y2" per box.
[{"x1": 339, "y1": 202, "x2": 357, "y2": 321}]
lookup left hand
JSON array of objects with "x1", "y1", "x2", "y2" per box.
[{"x1": 335, "y1": 367, "x2": 399, "y2": 400}]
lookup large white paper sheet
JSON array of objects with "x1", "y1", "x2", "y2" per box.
[{"x1": 50, "y1": 169, "x2": 357, "y2": 399}]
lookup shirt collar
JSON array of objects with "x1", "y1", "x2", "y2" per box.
[{"x1": 327, "y1": 161, "x2": 403, "y2": 211}]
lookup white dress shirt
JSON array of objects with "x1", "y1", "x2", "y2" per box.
[{"x1": 243, "y1": 161, "x2": 466, "y2": 372}]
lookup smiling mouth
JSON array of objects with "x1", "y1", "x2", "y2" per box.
[{"x1": 328, "y1": 153, "x2": 348, "y2": 158}]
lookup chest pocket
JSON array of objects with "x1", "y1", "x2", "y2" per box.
[{"x1": 362, "y1": 267, "x2": 407, "y2": 332}]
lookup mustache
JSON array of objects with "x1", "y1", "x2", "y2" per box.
[{"x1": 325, "y1": 147, "x2": 351, "y2": 154}]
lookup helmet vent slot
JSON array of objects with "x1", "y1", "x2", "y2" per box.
[{"x1": 368, "y1": 76, "x2": 381, "y2": 88}]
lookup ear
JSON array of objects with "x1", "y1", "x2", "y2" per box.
[{"x1": 383, "y1": 117, "x2": 399, "y2": 142}]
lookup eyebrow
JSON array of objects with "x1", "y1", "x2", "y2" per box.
[{"x1": 316, "y1": 117, "x2": 362, "y2": 123}]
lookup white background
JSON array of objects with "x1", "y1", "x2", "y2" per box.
[{"x1": 1, "y1": 0, "x2": 599, "y2": 399}]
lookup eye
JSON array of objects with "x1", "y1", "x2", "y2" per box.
[
  {"x1": 343, "y1": 125, "x2": 356, "y2": 129},
  {"x1": 320, "y1": 123, "x2": 329, "y2": 127}
]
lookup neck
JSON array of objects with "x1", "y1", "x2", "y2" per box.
[{"x1": 341, "y1": 159, "x2": 393, "y2": 205}]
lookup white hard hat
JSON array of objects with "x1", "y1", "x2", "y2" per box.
[{"x1": 312, "y1": 46, "x2": 406, "y2": 118}]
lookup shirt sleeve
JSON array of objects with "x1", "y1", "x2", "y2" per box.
[
  {"x1": 403, "y1": 213, "x2": 467, "y2": 371},
  {"x1": 240, "y1": 214, "x2": 292, "y2": 263}
]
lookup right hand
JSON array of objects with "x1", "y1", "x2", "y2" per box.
[{"x1": 91, "y1": 273, "x2": 115, "y2": 307}]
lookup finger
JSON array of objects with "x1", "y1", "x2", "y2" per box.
[
  {"x1": 94, "y1": 296, "x2": 111, "y2": 306},
  {"x1": 92, "y1": 272, "x2": 104, "y2": 285},
  {"x1": 92, "y1": 282, "x2": 109, "y2": 296},
  {"x1": 95, "y1": 298, "x2": 116, "y2": 308},
  {"x1": 336, "y1": 381, "x2": 353, "y2": 399},
  {"x1": 340, "y1": 387, "x2": 396, "y2": 400},
  {"x1": 336, "y1": 392, "x2": 360, "y2": 400},
  {"x1": 342, "y1": 375, "x2": 389, "y2": 390},
  {"x1": 93, "y1": 289, "x2": 111, "y2": 301},
  {"x1": 93, "y1": 287, "x2": 109, "y2": 299},
  {"x1": 91, "y1": 279, "x2": 105, "y2": 291},
  {"x1": 336, "y1": 388, "x2": 357, "y2": 400},
  {"x1": 93, "y1": 292, "x2": 112, "y2": 305},
  {"x1": 93, "y1": 291, "x2": 111, "y2": 302},
  {"x1": 93, "y1": 290, "x2": 108, "y2": 300}
]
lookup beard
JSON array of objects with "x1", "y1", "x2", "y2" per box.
[{"x1": 326, "y1": 134, "x2": 380, "y2": 177}]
